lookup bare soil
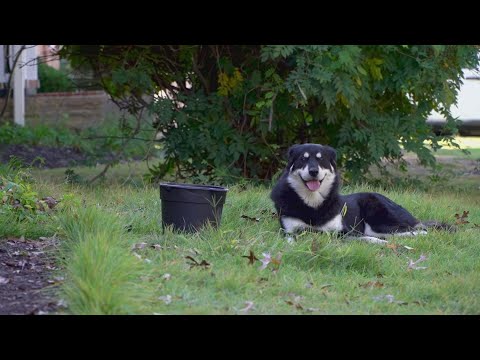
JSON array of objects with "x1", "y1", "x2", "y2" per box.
[{"x1": 0, "y1": 236, "x2": 65, "y2": 315}]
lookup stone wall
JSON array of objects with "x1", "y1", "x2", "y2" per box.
[{"x1": 0, "y1": 91, "x2": 124, "y2": 130}]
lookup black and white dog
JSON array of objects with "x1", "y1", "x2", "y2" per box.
[{"x1": 271, "y1": 143, "x2": 451, "y2": 244}]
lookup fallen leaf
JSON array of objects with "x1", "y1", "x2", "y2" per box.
[
  {"x1": 0, "y1": 276, "x2": 9, "y2": 285},
  {"x1": 133, "y1": 252, "x2": 142, "y2": 260},
  {"x1": 373, "y1": 294, "x2": 408, "y2": 305},
  {"x1": 387, "y1": 242, "x2": 399, "y2": 254},
  {"x1": 373, "y1": 294, "x2": 395, "y2": 303},
  {"x1": 42, "y1": 196, "x2": 59, "y2": 209},
  {"x1": 320, "y1": 284, "x2": 334, "y2": 290},
  {"x1": 408, "y1": 254, "x2": 428, "y2": 270},
  {"x1": 242, "y1": 250, "x2": 259, "y2": 265},
  {"x1": 305, "y1": 307, "x2": 320, "y2": 313},
  {"x1": 259, "y1": 252, "x2": 272, "y2": 270},
  {"x1": 270, "y1": 253, "x2": 282, "y2": 266},
  {"x1": 57, "y1": 299, "x2": 68, "y2": 308},
  {"x1": 241, "y1": 215, "x2": 260, "y2": 222},
  {"x1": 159, "y1": 295, "x2": 172, "y2": 305},
  {"x1": 403, "y1": 245, "x2": 414, "y2": 250},
  {"x1": 454, "y1": 210, "x2": 470, "y2": 225},
  {"x1": 260, "y1": 209, "x2": 278, "y2": 218},
  {"x1": 359, "y1": 281, "x2": 384, "y2": 289},
  {"x1": 162, "y1": 273, "x2": 172, "y2": 281},
  {"x1": 17, "y1": 260, "x2": 28, "y2": 269},
  {"x1": 131, "y1": 242, "x2": 148, "y2": 251},
  {"x1": 239, "y1": 301, "x2": 255, "y2": 313},
  {"x1": 305, "y1": 281, "x2": 314, "y2": 289},
  {"x1": 285, "y1": 294, "x2": 304, "y2": 310},
  {"x1": 185, "y1": 256, "x2": 210, "y2": 269},
  {"x1": 258, "y1": 252, "x2": 282, "y2": 271},
  {"x1": 285, "y1": 300, "x2": 304, "y2": 310}
]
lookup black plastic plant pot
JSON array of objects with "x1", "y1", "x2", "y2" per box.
[{"x1": 159, "y1": 182, "x2": 228, "y2": 233}]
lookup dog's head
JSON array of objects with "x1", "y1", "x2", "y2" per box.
[{"x1": 286, "y1": 143, "x2": 337, "y2": 194}]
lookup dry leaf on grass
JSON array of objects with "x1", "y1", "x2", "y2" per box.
[
  {"x1": 454, "y1": 210, "x2": 470, "y2": 225},
  {"x1": 373, "y1": 294, "x2": 408, "y2": 305},
  {"x1": 131, "y1": 242, "x2": 148, "y2": 251},
  {"x1": 242, "y1": 250, "x2": 259, "y2": 265},
  {"x1": 241, "y1": 215, "x2": 260, "y2": 222},
  {"x1": 305, "y1": 281, "x2": 314, "y2": 289},
  {"x1": 186, "y1": 256, "x2": 210, "y2": 269},
  {"x1": 359, "y1": 281, "x2": 384, "y2": 289},
  {"x1": 285, "y1": 294, "x2": 304, "y2": 310},
  {"x1": 320, "y1": 284, "x2": 334, "y2": 290},
  {"x1": 407, "y1": 254, "x2": 428, "y2": 270},
  {"x1": 259, "y1": 252, "x2": 282, "y2": 271},
  {"x1": 159, "y1": 295, "x2": 172, "y2": 305},
  {"x1": 239, "y1": 301, "x2": 255, "y2": 313}
]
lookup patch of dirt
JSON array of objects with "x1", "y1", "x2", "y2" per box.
[
  {"x1": 0, "y1": 144, "x2": 142, "y2": 169},
  {"x1": 0, "y1": 144, "x2": 96, "y2": 169},
  {"x1": 0, "y1": 236, "x2": 65, "y2": 315}
]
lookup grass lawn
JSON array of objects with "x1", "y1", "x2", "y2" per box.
[
  {"x1": 433, "y1": 136, "x2": 480, "y2": 158},
  {"x1": 3, "y1": 134, "x2": 479, "y2": 315},
  {"x1": 16, "y1": 162, "x2": 478, "y2": 315}
]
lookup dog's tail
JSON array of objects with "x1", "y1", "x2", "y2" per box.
[{"x1": 415, "y1": 221, "x2": 457, "y2": 233}]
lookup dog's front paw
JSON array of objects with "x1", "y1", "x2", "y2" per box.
[{"x1": 286, "y1": 235, "x2": 296, "y2": 244}]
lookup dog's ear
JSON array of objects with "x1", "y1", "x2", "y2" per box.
[
  {"x1": 322, "y1": 145, "x2": 337, "y2": 170},
  {"x1": 287, "y1": 144, "x2": 300, "y2": 159},
  {"x1": 286, "y1": 144, "x2": 300, "y2": 170}
]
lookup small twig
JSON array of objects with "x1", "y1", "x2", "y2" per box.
[
  {"x1": 88, "y1": 107, "x2": 145, "y2": 184},
  {"x1": 268, "y1": 94, "x2": 276, "y2": 131}
]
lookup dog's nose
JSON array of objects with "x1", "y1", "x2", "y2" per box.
[{"x1": 309, "y1": 168, "x2": 319, "y2": 177}]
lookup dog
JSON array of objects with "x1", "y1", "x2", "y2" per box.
[{"x1": 270, "y1": 143, "x2": 452, "y2": 244}]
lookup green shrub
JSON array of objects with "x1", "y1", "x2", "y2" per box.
[
  {"x1": 0, "y1": 157, "x2": 54, "y2": 221},
  {"x1": 60, "y1": 45, "x2": 480, "y2": 183},
  {"x1": 38, "y1": 63, "x2": 74, "y2": 93}
]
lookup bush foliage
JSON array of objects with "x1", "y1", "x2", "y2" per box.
[
  {"x1": 59, "y1": 45, "x2": 479, "y2": 183},
  {"x1": 38, "y1": 63, "x2": 75, "y2": 93}
]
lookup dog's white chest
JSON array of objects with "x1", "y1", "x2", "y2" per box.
[
  {"x1": 281, "y1": 214, "x2": 344, "y2": 234},
  {"x1": 313, "y1": 214, "x2": 344, "y2": 232}
]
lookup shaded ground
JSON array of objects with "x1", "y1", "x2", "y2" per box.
[
  {"x1": 0, "y1": 144, "x2": 105, "y2": 169},
  {"x1": 0, "y1": 144, "x2": 145, "y2": 170},
  {"x1": 0, "y1": 236, "x2": 65, "y2": 315}
]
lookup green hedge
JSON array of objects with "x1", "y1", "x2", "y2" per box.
[{"x1": 38, "y1": 63, "x2": 74, "y2": 93}]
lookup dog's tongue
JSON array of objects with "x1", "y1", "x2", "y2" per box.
[{"x1": 306, "y1": 180, "x2": 320, "y2": 191}]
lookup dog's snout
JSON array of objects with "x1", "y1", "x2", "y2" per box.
[{"x1": 309, "y1": 168, "x2": 319, "y2": 177}]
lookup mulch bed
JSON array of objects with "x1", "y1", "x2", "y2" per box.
[
  {"x1": 0, "y1": 144, "x2": 139, "y2": 169},
  {"x1": 0, "y1": 236, "x2": 65, "y2": 315},
  {"x1": 0, "y1": 144, "x2": 92, "y2": 169}
]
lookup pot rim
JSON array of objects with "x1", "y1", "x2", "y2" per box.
[{"x1": 160, "y1": 182, "x2": 228, "y2": 192}]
